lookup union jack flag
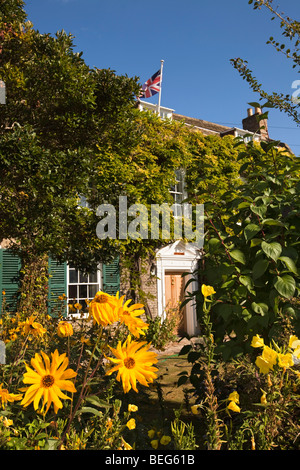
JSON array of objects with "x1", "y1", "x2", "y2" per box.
[{"x1": 140, "y1": 70, "x2": 161, "y2": 99}]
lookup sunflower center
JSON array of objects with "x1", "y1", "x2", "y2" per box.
[
  {"x1": 41, "y1": 374, "x2": 55, "y2": 388},
  {"x1": 95, "y1": 294, "x2": 108, "y2": 304},
  {"x1": 124, "y1": 357, "x2": 135, "y2": 369}
]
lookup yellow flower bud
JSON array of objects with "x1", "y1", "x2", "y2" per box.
[
  {"x1": 151, "y1": 439, "x2": 159, "y2": 449},
  {"x1": 201, "y1": 284, "x2": 216, "y2": 298},
  {"x1": 126, "y1": 418, "x2": 136, "y2": 430},
  {"x1": 160, "y1": 435, "x2": 171, "y2": 446}
]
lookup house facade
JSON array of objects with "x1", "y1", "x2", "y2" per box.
[{"x1": 0, "y1": 103, "x2": 277, "y2": 337}]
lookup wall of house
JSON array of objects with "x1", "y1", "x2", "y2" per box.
[{"x1": 120, "y1": 257, "x2": 158, "y2": 320}]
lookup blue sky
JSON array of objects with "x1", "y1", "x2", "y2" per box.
[{"x1": 24, "y1": 0, "x2": 300, "y2": 154}]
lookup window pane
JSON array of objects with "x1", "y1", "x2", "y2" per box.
[
  {"x1": 89, "y1": 284, "x2": 98, "y2": 298},
  {"x1": 79, "y1": 285, "x2": 87, "y2": 298},
  {"x1": 69, "y1": 285, "x2": 77, "y2": 299},
  {"x1": 89, "y1": 272, "x2": 98, "y2": 283},
  {"x1": 69, "y1": 269, "x2": 78, "y2": 284},
  {"x1": 79, "y1": 271, "x2": 88, "y2": 284}
]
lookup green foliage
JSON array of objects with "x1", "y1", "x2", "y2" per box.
[
  {"x1": 185, "y1": 133, "x2": 242, "y2": 203},
  {"x1": 145, "y1": 313, "x2": 177, "y2": 351},
  {"x1": 171, "y1": 409, "x2": 198, "y2": 450},
  {"x1": 196, "y1": 139, "x2": 300, "y2": 359},
  {"x1": 231, "y1": 0, "x2": 300, "y2": 124}
]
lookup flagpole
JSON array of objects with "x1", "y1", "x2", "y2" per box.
[{"x1": 157, "y1": 59, "x2": 164, "y2": 116}]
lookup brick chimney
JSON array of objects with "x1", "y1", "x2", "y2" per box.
[{"x1": 242, "y1": 107, "x2": 269, "y2": 140}]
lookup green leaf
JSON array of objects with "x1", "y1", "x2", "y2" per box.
[
  {"x1": 46, "y1": 439, "x2": 60, "y2": 450},
  {"x1": 85, "y1": 395, "x2": 111, "y2": 409},
  {"x1": 262, "y1": 218, "x2": 285, "y2": 227},
  {"x1": 251, "y1": 302, "x2": 269, "y2": 316},
  {"x1": 278, "y1": 256, "x2": 298, "y2": 275},
  {"x1": 250, "y1": 203, "x2": 267, "y2": 218},
  {"x1": 250, "y1": 238, "x2": 262, "y2": 248},
  {"x1": 230, "y1": 249, "x2": 246, "y2": 264},
  {"x1": 77, "y1": 406, "x2": 103, "y2": 417},
  {"x1": 244, "y1": 223, "x2": 261, "y2": 241},
  {"x1": 261, "y1": 241, "x2": 282, "y2": 261},
  {"x1": 207, "y1": 238, "x2": 222, "y2": 254},
  {"x1": 239, "y1": 275, "x2": 255, "y2": 293},
  {"x1": 274, "y1": 275, "x2": 296, "y2": 299},
  {"x1": 252, "y1": 258, "x2": 269, "y2": 279}
]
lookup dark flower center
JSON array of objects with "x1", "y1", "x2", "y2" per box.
[
  {"x1": 42, "y1": 375, "x2": 55, "y2": 388},
  {"x1": 124, "y1": 357, "x2": 135, "y2": 369},
  {"x1": 95, "y1": 294, "x2": 108, "y2": 304}
]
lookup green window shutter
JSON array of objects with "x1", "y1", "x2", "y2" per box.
[
  {"x1": 48, "y1": 258, "x2": 67, "y2": 316},
  {"x1": 102, "y1": 257, "x2": 120, "y2": 295},
  {"x1": 0, "y1": 249, "x2": 21, "y2": 314}
]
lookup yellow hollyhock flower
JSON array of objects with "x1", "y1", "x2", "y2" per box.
[
  {"x1": 255, "y1": 344, "x2": 278, "y2": 374},
  {"x1": 228, "y1": 391, "x2": 239, "y2": 404},
  {"x1": 89, "y1": 291, "x2": 119, "y2": 327},
  {"x1": 278, "y1": 353, "x2": 294, "y2": 369},
  {"x1": 151, "y1": 439, "x2": 159, "y2": 449},
  {"x1": 191, "y1": 404, "x2": 200, "y2": 415},
  {"x1": 255, "y1": 355, "x2": 272, "y2": 374},
  {"x1": 260, "y1": 391, "x2": 267, "y2": 405},
  {"x1": 251, "y1": 334, "x2": 264, "y2": 348},
  {"x1": 148, "y1": 429, "x2": 156, "y2": 439},
  {"x1": 20, "y1": 350, "x2": 77, "y2": 414},
  {"x1": 105, "y1": 336, "x2": 158, "y2": 393},
  {"x1": 57, "y1": 321, "x2": 73, "y2": 338},
  {"x1": 293, "y1": 347, "x2": 300, "y2": 359},
  {"x1": 262, "y1": 345, "x2": 278, "y2": 367},
  {"x1": 227, "y1": 401, "x2": 240, "y2": 413},
  {"x1": 121, "y1": 438, "x2": 133, "y2": 450},
  {"x1": 289, "y1": 335, "x2": 300, "y2": 350},
  {"x1": 160, "y1": 435, "x2": 171, "y2": 446},
  {"x1": 201, "y1": 285, "x2": 216, "y2": 298},
  {"x1": 126, "y1": 418, "x2": 136, "y2": 430},
  {"x1": 128, "y1": 404, "x2": 138, "y2": 412}
]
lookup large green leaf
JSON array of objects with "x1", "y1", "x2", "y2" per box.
[
  {"x1": 239, "y1": 275, "x2": 255, "y2": 294},
  {"x1": 252, "y1": 258, "x2": 269, "y2": 279},
  {"x1": 250, "y1": 203, "x2": 267, "y2": 218},
  {"x1": 251, "y1": 302, "x2": 269, "y2": 316},
  {"x1": 274, "y1": 275, "x2": 296, "y2": 299},
  {"x1": 261, "y1": 241, "x2": 282, "y2": 261},
  {"x1": 230, "y1": 249, "x2": 246, "y2": 265},
  {"x1": 244, "y1": 223, "x2": 261, "y2": 241},
  {"x1": 278, "y1": 256, "x2": 298, "y2": 275}
]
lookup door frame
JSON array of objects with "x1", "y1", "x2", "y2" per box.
[{"x1": 156, "y1": 240, "x2": 201, "y2": 336}]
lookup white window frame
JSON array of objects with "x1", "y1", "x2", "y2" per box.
[
  {"x1": 169, "y1": 169, "x2": 187, "y2": 217},
  {"x1": 67, "y1": 265, "x2": 101, "y2": 318}
]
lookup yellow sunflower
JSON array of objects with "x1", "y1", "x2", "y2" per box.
[
  {"x1": 20, "y1": 350, "x2": 77, "y2": 414},
  {"x1": 105, "y1": 335, "x2": 158, "y2": 393},
  {"x1": 0, "y1": 383, "x2": 23, "y2": 409},
  {"x1": 88, "y1": 291, "x2": 119, "y2": 327},
  {"x1": 114, "y1": 295, "x2": 148, "y2": 338},
  {"x1": 22, "y1": 315, "x2": 47, "y2": 338},
  {"x1": 57, "y1": 321, "x2": 74, "y2": 338}
]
